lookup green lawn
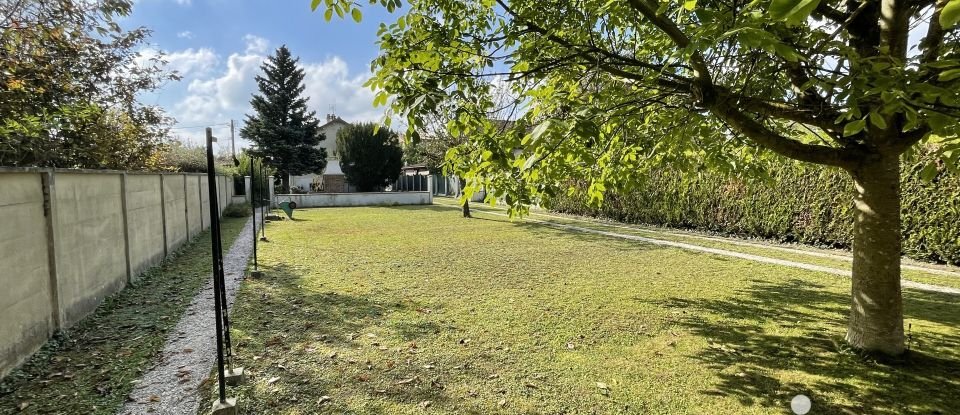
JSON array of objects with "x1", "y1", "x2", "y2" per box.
[
  {"x1": 0, "y1": 216, "x2": 248, "y2": 415},
  {"x1": 217, "y1": 206, "x2": 959, "y2": 414}
]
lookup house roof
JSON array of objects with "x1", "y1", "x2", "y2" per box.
[{"x1": 320, "y1": 116, "x2": 349, "y2": 129}]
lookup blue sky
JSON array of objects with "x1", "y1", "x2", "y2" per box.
[{"x1": 125, "y1": 0, "x2": 400, "y2": 149}]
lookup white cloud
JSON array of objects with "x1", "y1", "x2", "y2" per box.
[
  {"x1": 137, "y1": 47, "x2": 219, "y2": 78},
  {"x1": 167, "y1": 36, "x2": 383, "y2": 147},
  {"x1": 177, "y1": 30, "x2": 194, "y2": 39},
  {"x1": 243, "y1": 34, "x2": 270, "y2": 55}
]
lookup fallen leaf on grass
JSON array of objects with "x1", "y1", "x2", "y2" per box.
[
  {"x1": 18, "y1": 402, "x2": 29, "y2": 411},
  {"x1": 267, "y1": 377, "x2": 280, "y2": 385},
  {"x1": 596, "y1": 382, "x2": 610, "y2": 396},
  {"x1": 498, "y1": 399, "x2": 507, "y2": 408},
  {"x1": 524, "y1": 382, "x2": 538, "y2": 389},
  {"x1": 419, "y1": 400, "x2": 432, "y2": 408},
  {"x1": 318, "y1": 395, "x2": 332, "y2": 404},
  {"x1": 396, "y1": 376, "x2": 418, "y2": 385}
]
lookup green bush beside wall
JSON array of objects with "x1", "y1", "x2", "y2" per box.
[{"x1": 546, "y1": 157, "x2": 960, "y2": 265}]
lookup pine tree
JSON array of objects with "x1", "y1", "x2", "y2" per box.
[{"x1": 240, "y1": 45, "x2": 326, "y2": 192}]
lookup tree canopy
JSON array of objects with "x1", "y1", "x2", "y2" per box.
[
  {"x1": 0, "y1": 0, "x2": 176, "y2": 169},
  {"x1": 240, "y1": 46, "x2": 327, "y2": 192},
  {"x1": 337, "y1": 122, "x2": 404, "y2": 191},
  {"x1": 317, "y1": 0, "x2": 960, "y2": 355}
]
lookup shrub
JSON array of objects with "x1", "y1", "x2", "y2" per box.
[
  {"x1": 546, "y1": 153, "x2": 960, "y2": 265},
  {"x1": 223, "y1": 203, "x2": 252, "y2": 218}
]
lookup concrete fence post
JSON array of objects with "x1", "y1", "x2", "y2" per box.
[
  {"x1": 120, "y1": 173, "x2": 133, "y2": 284},
  {"x1": 428, "y1": 174, "x2": 434, "y2": 204},
  {"x1": 198, "y1": 176, "x2": 205, "y2": 230},
  {"x1": 268, "y1": 176, "x2": 275, "y2": 208},
  {"x1": 40, "y1": 170, "x2": 63, "y2": 332},
  {"x1": 159, "y1": 174, "x2": 168, "y2": 257},
  {"x1": 244, "y1": 176, "x2": 252, "y2": 204},
  {"x1": 183, "y1": 174, "x2": 190, "y2": 240}
]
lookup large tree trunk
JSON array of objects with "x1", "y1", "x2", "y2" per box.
[
  {"x1": 459, "y1": 178, "x2": 471, "y2": 218},
  {"x1": 846, "y1": 153, "x2": 904, "y2": 355}
]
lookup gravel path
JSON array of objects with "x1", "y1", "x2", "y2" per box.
[{"x1": 119, "y1": 215, "x2": 256, "y2": 415}]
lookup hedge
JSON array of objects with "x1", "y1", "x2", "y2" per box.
[{"x1": 546, "y1": 156, "x2": 960, "y2": 265}]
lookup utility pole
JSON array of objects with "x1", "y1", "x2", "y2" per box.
[{"x1": 230, "y1": 120, "x2": 236, "y2": 159}]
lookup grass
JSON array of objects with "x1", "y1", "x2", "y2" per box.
[
  {"x1": 446, "y1": 200, "x2": 960, "y2": 291},
  {"x1": 0, "y1": 217, "x2": 247, "y2": 415},
  {"x1": 212, "y1": 205, "x2": 960, "y2": 414}
]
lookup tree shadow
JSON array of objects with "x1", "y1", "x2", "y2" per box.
[
  {"x1": 649, "y1": 279, "x2": 960, "y2": 414},
  {"x1": 218, "y1": 262, "x2": 465, "y2": 413}
]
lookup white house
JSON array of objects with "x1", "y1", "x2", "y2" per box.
[{"x1": 290, "y1": 113, "x2": 352, "y2": 193}]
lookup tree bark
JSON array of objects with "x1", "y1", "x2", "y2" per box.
[
  {"x1": 845, "y1": 153, "x2": 905, "y2": 355},
  {"x1": 459, "y1": 178, "x2": 472, "y2": 218}
]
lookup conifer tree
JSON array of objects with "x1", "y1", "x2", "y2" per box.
[{"x1": 241, "y1": 45, "x2": 326, "y2": 192}]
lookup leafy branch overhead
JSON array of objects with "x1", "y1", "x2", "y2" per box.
[{"x1": 317, "y1": 0, "x2": 960, "y2": 356}]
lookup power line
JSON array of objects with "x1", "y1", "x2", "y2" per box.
[{"x1": 169, "y1": 122, "x2": 231, "y2": 130}]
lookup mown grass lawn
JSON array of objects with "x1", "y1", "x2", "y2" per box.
[
  {"x1": 220, "y1": 205, "x2": 959, "y2": 415},
  {"x1": 0, "y1": 216, "x2": 248, "y2": 415}
]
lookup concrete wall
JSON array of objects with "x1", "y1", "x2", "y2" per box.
[
  {"x1": 186, "y1": 176, "x2": 202, "y2": 237},
  {"x1": 200, "y1": 176, "x2": 210, "y2": 230},
  {"x1": 0, "y1": 169, "x2": 233, "y2": 379},
  {"x1": 0, "y1": 173, "x2": 55, "y2": 380},
  {"x1": 53, "y1": 173, "x2": 127, "y2": 327},
  {"x1": 279, "y1": 191, "x2": 432, "y2": 208},
  {"x1": 125, "y1": 174, "x2": 166, "y2": 277},
  {"x1": 163, "y1": 174, "x2": 188, "y2": 253}
]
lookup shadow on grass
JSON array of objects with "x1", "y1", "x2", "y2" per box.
[
  {"x1": 218, "y1": 262, "x2": 492, "y2": 414},
  {"x1": 652, "y1": 278, "x2": 960, "y2": 414}
]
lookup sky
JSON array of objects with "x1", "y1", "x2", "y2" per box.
[{"x1": 124, "y1": 0, "x2": 400, "y2": 150}]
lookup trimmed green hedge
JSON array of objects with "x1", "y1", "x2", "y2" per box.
[{"x1": 546, "y1": 157, "x2": 960, "y2": 265}]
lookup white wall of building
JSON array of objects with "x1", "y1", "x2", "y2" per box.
[{"x1": 289, "y1": 117, "x2": 348, "y2": 191}]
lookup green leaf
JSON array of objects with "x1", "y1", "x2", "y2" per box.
[
  {"x1": 529, "y1": 120, "x2": 552, "y2": 143},
  {"x1": 940, "y1": 0, "x2": 960, "y2": 28},
  {"x1": 769, "y1": 0, "x2": 822, "y2": 25},
  {"x1": 684, "y1": 0, "x2": 697, "y2": 11},
  {"x1": 843, "y1": 118, "x2": 866, "y2": 137},
  {"x1": 938, "y1": 68, "x2": 960, "y2": 82},
  {"x1": 919, "y1": 162, "x2": 939, "y2": 182},
  {"x1": 311, "y1": 0, "x2": 322, "y2": 10},
  {"x1": 324, "y1": 8, "x2": 333, "y2": 21},
  {"x1": 351, "y1": 8, "x2": 362, "y2": 23},
  {"x1": 869, "y1": 111, "x2": 887, "y2": 129}
]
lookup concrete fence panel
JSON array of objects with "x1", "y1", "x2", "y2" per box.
[
  {"x1": 162, "y1": 174, "x2": 188, "y2": 252},
  {"x1": 0, "y1": 173, "x2": 55, "y2": 377},
  {"x1": 124, "y1": 174, "x2": 165, "y2": 278},
  {"x1": 52, "y1": 173, "x2": 127, "y2": 328},
  {"x1": 186, "y1": 176, "x2": 202, "y2": 237},
  {"x1": 0, "y1": 169, "x2": 232, "y2": 379},
  {"x1": 200, "y1": 176, "x2": 210, "y2": 230}
]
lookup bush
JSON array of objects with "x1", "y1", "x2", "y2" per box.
[
  {"x1": 337, "y1": 122, "x2": 403, "y2": 192},
  {"x1": 223, "y1": 203, "x2": 252, "y2": 218},
  {"x1": 546, "y1": 154, "x2": 960, "y2": 265}
]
